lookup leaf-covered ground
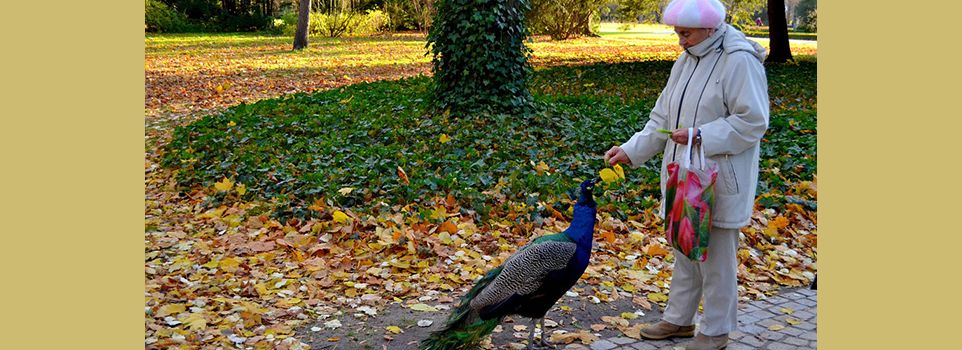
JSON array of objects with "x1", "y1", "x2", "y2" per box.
[{"x1": 145, "y1": 28, "x2": 817, "y2": 350}]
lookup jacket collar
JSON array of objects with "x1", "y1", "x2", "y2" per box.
[{"x1": 684, "y1": 24, "x2": 727, "y2": 58}]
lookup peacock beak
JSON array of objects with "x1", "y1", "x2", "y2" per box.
[{"x1": 586, "y1": 178, "x2": 599, "y2": 191}]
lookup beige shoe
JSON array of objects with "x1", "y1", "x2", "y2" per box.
[
  {"x1": 683, "y1": 333, "x2": 729, "y2": 350},
  {"x1": 639, "y1": 321, "x2": 696, "y2": 340}
]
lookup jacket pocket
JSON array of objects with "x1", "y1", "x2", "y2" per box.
[{"x1": 721, "y1": 155, "x2": 739, "y2": 195}]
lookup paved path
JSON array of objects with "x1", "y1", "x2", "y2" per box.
[{"x1": 567, "y1": 287, "x2": 817, "y2": 350}]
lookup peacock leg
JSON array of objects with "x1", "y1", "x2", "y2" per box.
[
  {"x1": 538, "y1": 317, "x2": 555, "y2": 348},
  {"x1": 526, "y1": 317, "x2": 538, "y2": 350}
]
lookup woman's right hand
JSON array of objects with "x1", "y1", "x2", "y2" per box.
[{"x1": 604, "y1": 146, "x2": 631, "y2": 166}]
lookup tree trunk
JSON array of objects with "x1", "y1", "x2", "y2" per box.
[
  {"x1": 766, "y1": 0, "x2": 793, "y2": 63},
  {"x1": 293, "y1": 0, "x2": 311, "y2": 50}
]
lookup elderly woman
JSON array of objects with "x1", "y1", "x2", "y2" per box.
[{"x1": 603, "y1": 0, "x2": 770, "y2": 349}]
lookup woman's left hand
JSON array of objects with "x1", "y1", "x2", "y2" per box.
[{"x1": 671, "y1": 128, "x2": 695, "y2": 145}]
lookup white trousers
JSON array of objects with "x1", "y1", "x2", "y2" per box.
[{"x1": 662, "y1": 226, "x2": 739, "y2": 336}]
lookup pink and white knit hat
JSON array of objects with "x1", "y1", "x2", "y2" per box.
[{"x1": 662, "y1": 0, "x2": 727, "y2": 28}]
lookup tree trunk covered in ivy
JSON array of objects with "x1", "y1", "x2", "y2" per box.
[{"x1": 427, "y1": 0, "x2": 533, "y2": 115}]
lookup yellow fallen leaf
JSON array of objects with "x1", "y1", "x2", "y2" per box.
[
  {"x1": 438, "y1": 232, "x2": 453, "y2": 245},
  {"x1": 389, "y1": 259, "x2": 410, "y2": 269},
  {"x1": 439, "y1": 134, "x2": 451, "y2": 143},
  {"x1": 780, "y1": 307, "x2": 795, "y2": 314},
  {"x1": 235, "y1": 183, "x2": 247, "y2": 195},
  {"x1": 632, "y1": 297, "x2": 652, "y2": 311},
  {"x1": 409, "y1": 303, "x2": 438, "y2": 312},
  {"x1": 534, "y1": 161, "x2": 550, "y2": 175},
  {"x1": 647, "y1": 292, "x2": 669, "y2": 303},
  {"x1": 227, "y1": 120, "x2": 236, "y2": 127},
  {"x1": 620, "y1": 312, "x2": 638, "y2": 320},
  {"x1": 549, "y1": 330, "x2": 599, "y2": 345},
  {"x1": 338, "y1": 187, "x2": 354, "y2": 196},
  {"x1": 156, "y1": 303, "x2": 186, "y2": 317},
  {"x1": 214, "y1": 177, "x2": 234, "y2": 192},
  {"x1": 430, "y1": 207, "x2": 448, "y2": 221},
  {"x1": 386, "y1": 326, "x2": 402, "y2": 334},
  {"x1": 622, "y1": 324, "x2": 644, "y2": 339},
  {"x1": 786, "y1": 318, "x2": 802, "y2": 325},
  {"x1": 601, "y1": 316, "x2": 629, "y2": 328},
  {"x1": 181, "y1": 313, "x2": 207, "y2": 331},
  {"x1": 219, "y1": 257, "x2": 241, "y2": 272},
  {"x1": 332, "y1": 210, "x2": 350, "y2": 224},
  {"x1": 599, "y1": 168, "x2": 618, "y2": 183},
  {"x1": 559, "y1": 305, "x2": 572, "y2": 312},
  {"x1": 768, "y1": 324, "x2": 785, "y2": 331}
]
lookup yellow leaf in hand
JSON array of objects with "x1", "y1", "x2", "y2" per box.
[
  {"x1": 332, "y1": 210, "x2": 350, "y2": 224},
  {"x1": 613, "y1": 164, "x2": 625, "y2": 179},
  {"x1": 214, "y1": 177, "x2": 234, "y2": 192},
  {"x1": 599, "y1": 168, "x2": 618, "y2": 183},
  {"x1": 439, "y1": 134, "x2": 451, "y2": 143}
]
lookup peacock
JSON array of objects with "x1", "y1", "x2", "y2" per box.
[{"x1": 420, "y1": 179, "x2": 598, "y2": 350}]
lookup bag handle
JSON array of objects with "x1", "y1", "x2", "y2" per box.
[{"x1": 682, "y1": 127, "x2": 706, "y2": 170}]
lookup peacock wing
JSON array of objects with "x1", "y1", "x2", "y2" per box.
[{"x1": 468, "y1": 240, "x2": 576, "y2": 313}]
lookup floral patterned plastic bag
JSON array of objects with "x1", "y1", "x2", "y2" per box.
[{"x1": 664, "y1": 128, "x2": 718, "y2": 262}]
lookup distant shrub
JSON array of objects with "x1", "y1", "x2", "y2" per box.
[
  {"x1": 384, "y1": 0, "x2": 434, "y2": 31},
  {"x1": 797, "y1": 10, "x2": 817, "y2": 33},
  {"x1": 145, "y1": 0, "x2": 193, "y2": 33},
  {"x1": 271, "y1": 9, "x2": 390, "y2": 37},
  {"x1": 357, "y1": 9, "x2": 391, "y2": 34}
]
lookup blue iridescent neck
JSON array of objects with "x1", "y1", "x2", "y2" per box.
[{"x1": 564, "y1": 200, "x2": 596, "y2": 247}]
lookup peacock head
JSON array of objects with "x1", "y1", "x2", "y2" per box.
[{"x1": 576, "y1": 179, "x2": 598, "y2": 208}]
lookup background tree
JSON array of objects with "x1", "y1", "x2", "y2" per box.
[
  {"x1": 723, "y1": 0, "x2": 766, "y2": 29},
  {"x1": 765, "y1": 0, "x2": 792, "y2": 62},
  {"x1": 384, "y1": 0, "x2": 436, "y2": 31},
  {"x1": 293, "y1": 0, "x2": 311, "y2": 49},
  {"x1": 528, "y1": 0, "x2": 607, "y2": 40},
  {"x1": 611, "y1": 0, "x2": 669, "y2": 23},
  {"x1": 795, "y1": 0, "x2": 816, "y2": 32}
]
